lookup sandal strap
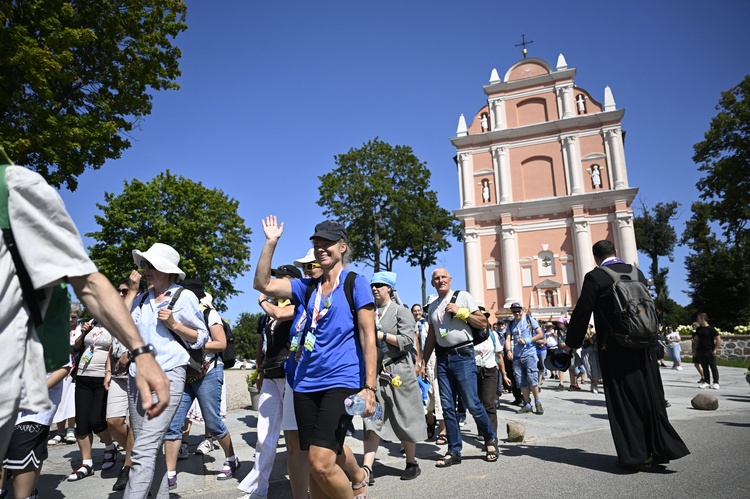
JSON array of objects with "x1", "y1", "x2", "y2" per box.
[{"x1": 352, "y1": 466, "x2": 370, "y2": 491}]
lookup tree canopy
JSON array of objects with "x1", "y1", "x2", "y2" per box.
[
  {"x1": 634, "y1": 200, "x2": 680, "y2": 317},
  {"x1": 318, "y1": 138, "x2": 460, "y2": 277},
  {"x1": 683, "y1": 76, "x2": 750, "y2": 328},
  {"x1": 86, "y1": 170, "x2": 252, "y2": 312},
  {"x1": 232, "y1": 311, "x2": 263, "y2": 362},
  {"x1": 0, "y1": 0, "x2": 187, "y2": 190}
]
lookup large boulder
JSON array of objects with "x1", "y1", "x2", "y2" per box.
[
  {"x1": 506, "y1": 421, "x2": 525, "y2": 442},
  {"x1": 691, "y1": 393, "x2": 719, "y2": 411}
]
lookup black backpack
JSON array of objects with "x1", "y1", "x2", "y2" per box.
[
  {"x1": 203, "y1": 308, "x2": 236, "y2": 369},
  {"x1": 599, "y1": 265, "x2": 659, "y2": 349}
]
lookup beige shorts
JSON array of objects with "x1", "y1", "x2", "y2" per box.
[
  {"x1": 281, "y1": 380, "x2": 298, "y2": 431},
  {"x1": 106, "y1": 377, "x2": 129, "y2": 420}
]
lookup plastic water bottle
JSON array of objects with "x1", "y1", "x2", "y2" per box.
[{"x1": 343, "y1": 394, "x2": 383, "y2": 421}]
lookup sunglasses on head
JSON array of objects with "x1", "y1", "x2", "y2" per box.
[
  {"x1": 140, "y1": 260, "x2": 156, "y2": 270},
  {"x1": 303, "y1": 262, "x2": 320, "y2": 271}
]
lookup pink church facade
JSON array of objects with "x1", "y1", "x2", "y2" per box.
[{"x1": 450, "y1": 55, "x2": 639, "y2": 321}]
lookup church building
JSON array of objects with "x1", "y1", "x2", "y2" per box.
[{"x1": 450, "y1": 54, "x2": 639, "y2": 321}]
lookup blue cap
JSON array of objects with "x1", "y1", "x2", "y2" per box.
[
  {"x1": 510, "y1": 302, "x2": 523, "y2": 309},
  {"x1": 370, "y1": 271, "x2": 397, "y2": 288}
]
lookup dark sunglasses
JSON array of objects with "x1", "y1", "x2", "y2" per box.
[
  {"x1": 118, "y1": 288, "x2": 129, "y2": 295},
  {"x1": 303, "y1": 262, "x2": 320, "y2": 271},
  {"x1": 70, "y1": 315, "x2": 79, "y2": 320},
  {"x1": 371, "y1": 283, "x2": 389, "y2": 288},
  {"x1": 140, "y1": 260, "x2": 156, "y2": 270}
]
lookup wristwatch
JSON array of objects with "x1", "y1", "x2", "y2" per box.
[{"x1": 128, "y1": 344, "x2": 157, "y2": 362}]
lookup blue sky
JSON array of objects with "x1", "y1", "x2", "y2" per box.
[{"x1": 59, "y1": 0, "x2": 750, "y2": 321}]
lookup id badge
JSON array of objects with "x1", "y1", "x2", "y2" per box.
[
  {"x1": 439, "y1": 327, "x2": 448, "y2": 338},
  {"x1": 304, "y1": 332, "x2": 316, "y2": 352},
  {"x1": 81, "y1": 346, "x2": 94, "y2": 364},
  {"x1": 290, "y1": 332, "x2": 301, "y2": 352}
]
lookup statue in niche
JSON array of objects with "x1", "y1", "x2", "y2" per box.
[
  {"x1": 481, "y1": 179, "x2": 491, "y2": 203},
  {"x1": 576, "y1": 94, "x2": 587, "y2": 114},
  {"x1": 545, "y1": 290, "x2": 555, "y2": 307},
  {"x1": 588, "y1": 164, "x2": 602, "y2": 188},
  {"x1": 481, "y1": 114, "x2": 489, "y2": 131}
]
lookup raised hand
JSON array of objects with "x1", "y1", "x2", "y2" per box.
[{"x1": 262, "y1": 215, "x2": 284, "y2": 242}]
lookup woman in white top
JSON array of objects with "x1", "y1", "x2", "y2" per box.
[{"x1": 665, "y1": 326, "x2": 683, "y2": 370}]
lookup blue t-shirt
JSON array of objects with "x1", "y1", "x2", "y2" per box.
[
  {"x1": 290, "y1": 270, "x2": 374, "y2": 392},
  {"x1": 509, "y1": 314, "x2": 540, "y2": 358}
]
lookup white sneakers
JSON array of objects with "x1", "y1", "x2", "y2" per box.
[
  {"x1": 195, "y1": 438, "x2": 217, "y2": 455},
  {"x1": 712, "y1": 383, "x2": 720, "y2": 390},
  {"x1": 674, "y1": 366, "x2": 683, "y2": 371},
  {"x1": 699, "y1": 382, "x2": 710, "y2": 389}
]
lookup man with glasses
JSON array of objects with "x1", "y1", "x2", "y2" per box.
[
  {"x1": 421, "y1": 268, "x2": 498, "y2": 467},
  {"x1": 504, "y1": 303, "x2": 544, "y2": 415}
]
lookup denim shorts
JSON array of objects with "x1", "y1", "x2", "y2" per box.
[{"x1": 512, "y1": 354, "x2": 539, "y2": 388}]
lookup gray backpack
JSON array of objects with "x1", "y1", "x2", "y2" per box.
[{"x1": 599, "y1": 265, "x2": 659, "y2": 349}]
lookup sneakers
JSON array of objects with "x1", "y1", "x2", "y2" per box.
[
  {"x1": 48, "y1": 434, "x2": 63, "y2": 446},
  {"x1": 401, "y1": 461, "x2": 421, "y2": 480},
  {"x1": 697, "y1": 378, "x2": 705, "y2": 384},
  {"x1": 712, "y1": 383, "x2": 720, "y2": 390},
  {"x1": 568, "y1": 384, "x2": 581, "y2": 391},
  {"x1": 458, "y1": 417, "x2": 467, "y2": 427},
  {"x1": 674, "y1": 366, "x2": 683, "y2": 370},
  {"x1": 517, "y1": 404, "x2": 533, "y2": 414},
  {"x1": 195, "y1": 438, "x2": 216, "y2": 455},
  {"x1": 555, "y1": 384, "x2": 565, "y2": 391},
  {"x1": 217, "y1": 458, "x2": 240, "y2": 480},
  {"x1": 178, "y1": 442, "x2": 189, "y2": 459},
  {"x1": 699, "y1": 382, "x2": 710, "y2": 389},
  {"x1": 591, "y1": 387, "x2": 599, "y2": 394},
  {"x1": 168, "y1": 474, "x2": 177, "y2": 490},
  {"x1": 535, "y1": 401, "x2": 544, "y2": 415}
]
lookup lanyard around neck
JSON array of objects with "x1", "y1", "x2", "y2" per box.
[{"x1": 311, "y1": 272, "x2": 341, "y2": 330}]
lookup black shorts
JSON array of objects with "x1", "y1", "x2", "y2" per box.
[
  {"x1": 293, "y1": 388, "x2": 358, "y2": 453},
  {"x1": 3, "y1": 422, "x2": 49, "y2": 471}
]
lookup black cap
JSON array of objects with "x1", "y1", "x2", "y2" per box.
[
  {"x1": 272, "y1": 264, "x2": 302, "y2": 279},
  {"x1": 477, "y1": 305, "x2": 491, "y2": 319},
  {"x1": 544, "y1": 347, "x2": 573, "y2": 372},
  {"x1": 181, "y1": 278, "x2": 206, "y2": 300},
  {"x1": 310, "y1": 220, "x2": 347, "y2": 241}
]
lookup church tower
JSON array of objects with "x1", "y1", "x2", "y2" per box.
[{"x1": 450, "y1": 54, "x2": 639, "y2": 320}]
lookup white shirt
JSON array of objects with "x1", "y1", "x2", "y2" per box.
[{"x1": 1, "y1": 166, "x2": 97, "y2": 434}]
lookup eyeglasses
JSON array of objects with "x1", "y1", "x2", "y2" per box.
[
  {"x1": 511, "y1": 309, "x2": 523, "y2": 313},
  {"x1": 70, "y1": 315, "x2": 79, "y2": 320},
  {"x1": 303, "y1": 262, "x2": 320, "y2": 271},
  {"x1": 140, "y1": 260, "x2": 155, "y2": 270},
  {"x1": 118, "y1": 288, "x2": 129, "y2": 296}
]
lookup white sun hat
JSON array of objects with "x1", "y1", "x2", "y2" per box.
[
  {"x1": 293, "y1": 248, "x2": 316, "y2": 268},
  {"x1": 132, "y1": 243, "x2": 186, "y2": 280}
]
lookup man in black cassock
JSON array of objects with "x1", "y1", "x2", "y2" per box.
[{"x1": 565, "y1": 240, "x2": 690, "y2": 470}]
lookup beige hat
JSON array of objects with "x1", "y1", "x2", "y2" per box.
[{"x1": 132, "y1": 243, "x2": 186, "y2": 280}]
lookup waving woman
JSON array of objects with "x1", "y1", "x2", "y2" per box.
[{"x1": 253, "y1": 216, "x2": 376, "y2": 499}]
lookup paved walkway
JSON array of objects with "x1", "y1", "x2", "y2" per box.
[{"x1": 30, "y1": 365, "x2": 750, "y2": 498}]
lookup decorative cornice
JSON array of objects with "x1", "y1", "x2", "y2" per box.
[
  {"x1": 451, "y1": 110, "x2": 625, "y2": 148},
  {"x1": 484, "y1": 66, "x2": 577, "y2": 95}
]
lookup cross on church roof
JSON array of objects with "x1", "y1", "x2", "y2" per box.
[{"x1": 515, "y1": 34, "x2": 534, "y2": 58}]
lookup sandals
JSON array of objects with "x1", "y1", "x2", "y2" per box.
[
  {"x1": 435, "y1": 434, "x2": 448, "y2": 445},
  {"x1": 485, "y1": 437, "x2": 499, "y2": 462},
  {"x1": 67, "y1": 464, "x2": 94, "y2": 482},
  {"x1": 435, "y1": 452, "x2": 461, "y2": 468},
  {"x1": 102, "y1": 447, "x2": 117, "y2": 471},
  {"x1": 353, "y1": 466, "x2": 370, "y2": 499}
]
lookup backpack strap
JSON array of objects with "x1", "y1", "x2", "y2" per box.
[
  {"x1": 448, "y1": 290, "x2": 473, "y2": 346},
  {"x1": 162, "y1": 287, "x2": 193, "y2": 352},
  {"x1": 343, "y1": 271, "x2": 358, "y2": 335},
  {"x1": 1, "y1": 164, "x2": 45, "y2": 326}
]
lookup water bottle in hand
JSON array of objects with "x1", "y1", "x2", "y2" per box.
[{"x1": 344, "y1": 394, "x2": 383, "y2": 420}]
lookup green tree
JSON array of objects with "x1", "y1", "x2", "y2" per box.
[
  {"x1": 86, "y1": 170, "x2": 252, "y2": 311},
  {"x1": 693, "y1": 75, "x2": 750, "y2": 247},
  {"x1": 633, "y1": 200, "x2": 680, "y2": 321},
  {"x1": 0, "y1": 0, "x2": 187, "y2": 190},
  {"x1": 318, "y1": 138, "x2": 458, "y2": 274},
  {"x1": 681, "y1": 202, "x2": 749, "y2": 330},
  {"x1": 399, "y1": 192, "x2": 462, "y2": 304},
  {"x1": 232, "y1": 312, "x2": 263, "y2": 362},
  {"x1": 686, "y1": 76, "x2": 750, "y2": 328}
]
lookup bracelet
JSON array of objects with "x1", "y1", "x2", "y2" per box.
[
  {"x1": 105, "y1": 370, "x2": 112, "y2": 373},
  {"x1": 259, "y1": 298, "x2": 269, "y2": 305},
  {"x1": 363, "y1": 384, "x2": 377, "y2": 393},
  {"x1": 382, "y1": 332, "x2": 388, "y2": 343}
]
